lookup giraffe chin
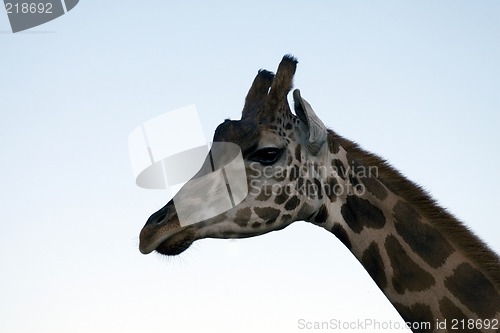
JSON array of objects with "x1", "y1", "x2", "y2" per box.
[
  {"x1": 153, "y1": 227, "x2": 196, "y2": 256},
  {"x1": 139, "y1": 218, "x2": 197, "y2": 256}
]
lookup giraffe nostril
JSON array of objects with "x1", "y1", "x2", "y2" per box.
[
  {"x1": 147, "y1": 209, "x2": 168, "y2": 225},
  {"x1": 154, "y1": 212, "x2": 167, "y2": 224},
  {"x1": 146, "y1": 201, "x2": 178, "y2": 226}
]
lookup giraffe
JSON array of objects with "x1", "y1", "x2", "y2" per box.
[{"x1": 139, "y1": 55, "x2": 500, "y2": 333}]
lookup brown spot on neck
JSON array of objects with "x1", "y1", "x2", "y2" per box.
[
  {"x1": 311, "y1": 204, "x2": 328, "y2": 224},
  {"x1": 359, "y1": 173, "x2": 388, "y2": 200},
  {"x1": 284, "y1": 196, "x2": 301, "y2": 211},
  {"x1": 393, "y1": 200, "x2": 454, "y2": 268},
  {"x1": 392, "y1": 302, "x2": 434, "y2": 333},
  {"x1": 444, "y1": 262, "x2": 500, "y2": 318},
  {"x1": 361, "y1": 242, "x2": 388, "y2": 289},
  {"x1": 332, "y1": 159, "x2": 347, "y2": 180},
  {"x1": 438, "y1": 297, "x2": 469, "y2": 323},
  {"x1": 385, "y1": 235, "x2": 435, "y2": 294},
  {"x1": 330, "y1": 223, "x2": 352, "y2": 250},
  {"x1": 341, "y1": 196, "x2": 386, "y2": 233}
]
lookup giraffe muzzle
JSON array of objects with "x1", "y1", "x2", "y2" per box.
[{"x1": 139, "y1": 201, "x2": 188, "y2": 255}]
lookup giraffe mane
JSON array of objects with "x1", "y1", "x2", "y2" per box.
[{"x1": 328, "y1": 129, "x2": 500, "y2": 289}]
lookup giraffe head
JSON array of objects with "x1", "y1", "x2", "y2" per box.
[{"x1": 139, "y1": 55, "x2": 331, "y2": 256}]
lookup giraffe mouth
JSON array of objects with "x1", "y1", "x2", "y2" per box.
[
  {"x1": 139, "y1": 213, "x2": 197, "y2": 256},
  {"x1": 154, "y1": 227, "x2": 196, "y2": 256}
]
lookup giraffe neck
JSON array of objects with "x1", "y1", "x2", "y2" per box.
[{"x1": 310, "y1": 130, "x2": 500, "y2": 331}]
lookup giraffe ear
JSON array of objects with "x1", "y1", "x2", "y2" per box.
[{"x1": 293, "y1": 89, "x2": 327, "y2": 155}]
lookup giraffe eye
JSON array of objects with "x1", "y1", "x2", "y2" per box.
[{"x1": 248, "y1": 147, "x2": 283, "y2": 165}]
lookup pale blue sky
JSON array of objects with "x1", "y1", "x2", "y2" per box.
[{"x1": 1, "y1": 1, "x2": 499, "y2": 332}]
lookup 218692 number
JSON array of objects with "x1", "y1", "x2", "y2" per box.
[
  {"x1": 451, "y1": 319, "x2": 499, "y2": 330},
  {"x1": 5, "y1": 2, "x2": 53, "y2": 14}
]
